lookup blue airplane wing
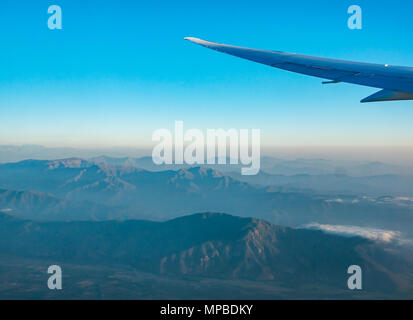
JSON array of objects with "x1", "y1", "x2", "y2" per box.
[{"x1": 185, "y1": 37, "x2": 413, "y2": 103}]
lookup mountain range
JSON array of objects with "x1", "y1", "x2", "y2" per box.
[
  {"x1": 1, "y1": 156, "x2": 413, "y2": 299},
  {"x1": 91, "y1": 155, "x2": 413, "y2": 176},
  {"x1": 2, "y1": 145, "x2": 413, "y2": 176},
  {"x1": 1, "y1": 212, "x2": 412, "y2": 299},
  {"x1": 1, "y1": 158, "x2": 413, "y2": 241}
]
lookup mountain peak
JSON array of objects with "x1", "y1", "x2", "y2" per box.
[{"x1": 46, "y1": 158, "x2": 94, "y2": 169}]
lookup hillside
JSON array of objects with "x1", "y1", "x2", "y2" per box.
[{"x1": 0, "y1": 212, "x2": 412, "y2": 298}]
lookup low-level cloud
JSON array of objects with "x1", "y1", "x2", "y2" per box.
[{"x1": 304, "y1": 223, "x2": 402, "y2": 244}]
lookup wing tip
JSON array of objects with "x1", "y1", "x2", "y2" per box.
[
  {"x1": 184, "y1": 37, "x2": 203, "y2": 44},
  {"x1": 184, "y1": 37, "x2": 218, "y2": 48}
]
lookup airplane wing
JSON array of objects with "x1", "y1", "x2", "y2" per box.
[{"x1": 184, "y1": 37, "x2": 413, "y2": 103}]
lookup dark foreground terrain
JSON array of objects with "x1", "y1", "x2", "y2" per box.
[{"x1": 1, "y1": 212, "x2": 412, "y2": 299}]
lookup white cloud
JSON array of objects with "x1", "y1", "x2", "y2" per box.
[
  {"x1": 304, "y1": 223, "x2": 402, "y2": 243},
  {"x1": 324, "y1": 198, "x2": 344, "y2": 204}
]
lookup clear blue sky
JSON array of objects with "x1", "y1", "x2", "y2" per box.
[{"x1": 0, "y1": 0, "x2": 413, "y2": 153}]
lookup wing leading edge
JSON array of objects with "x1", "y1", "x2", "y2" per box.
[{"x1": 185, "y1": 37, "x2": 413, "y2": 103}]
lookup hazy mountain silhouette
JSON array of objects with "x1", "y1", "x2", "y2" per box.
[
  {"x1": 229, "y1": 171, "x2": 413, "y2": 197},
  {"x1": 0, "y1": 188, "x2": 143, "y2": 221}
]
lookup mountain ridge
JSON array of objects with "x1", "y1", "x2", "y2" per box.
[{"x1": 0, "y1": 211, "x2": 411, "y2": 295}]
